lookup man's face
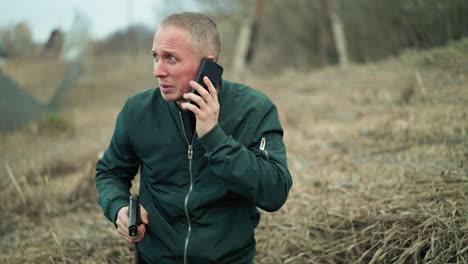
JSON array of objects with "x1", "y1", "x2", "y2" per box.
[{"x1": 152, "y1": 26, "x2": 200, "y2": 102}]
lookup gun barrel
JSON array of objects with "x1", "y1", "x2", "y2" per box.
[{"x1": 128, "y1": 194, "x2": 140, "y2": 237}]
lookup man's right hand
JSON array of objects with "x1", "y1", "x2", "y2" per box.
[{"x1": 116, "y1": 205, "x2": 149, "y2": 243}]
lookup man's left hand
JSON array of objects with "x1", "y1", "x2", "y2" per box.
[{"x1": 181, "y1": 76, "x2": 220, "y2": 137}]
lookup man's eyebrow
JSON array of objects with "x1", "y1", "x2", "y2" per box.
[{"x1": 153, "y1": 48, "x2": 180, "y2": 56}]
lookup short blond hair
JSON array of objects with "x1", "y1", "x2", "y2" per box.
[{"x1": 160, "y1": 12, "x2": 221, "y2": 60}]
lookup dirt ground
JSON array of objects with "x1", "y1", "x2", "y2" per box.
[{"x1": 1, "y1": 39, "x2": 467, "y2": 263}]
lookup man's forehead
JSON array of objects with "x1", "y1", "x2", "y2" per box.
[
  {"x1": 154, "y1": 25, "x2": 191, "y2": 43},
  {"x1": 152, "y1": 26, "x2": 194, "y2": 52}
]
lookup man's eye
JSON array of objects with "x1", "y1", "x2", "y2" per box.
[
  {"x1": 153, "y1": 54, "x2": 159, "y2": 62},
  {"x1": 168, "y1": 56, "x2": 176, "y2": 61}
]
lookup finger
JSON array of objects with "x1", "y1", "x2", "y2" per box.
[
  {"x1": 129, "y1": 236, "x2": 142, "y2": 243},
  {"x1": 138, "y1": 224, "x2": 146, "y2": 236},
  {"x1": 189, "y1": 80, "x2": 205, "y2": 95},
  {"x1": 200, "y1": 78, "x2": 215, "y2": 104},
  {"x1": 138, "y1": 223, "x2": 145, "y2": 231},
  {"x1": 117, "y1": 225, "x2": 131, "y2": 241},
  {"x1": 190, "y1": 80, "x2": 211, "y2": 104},
  {"x1": 129, "y1": 234, "x2": 145, "y2": 243},
  {"x1": 117, "y1": 206, "x2": 129, "y2": 226},
  {"x1": 203, "y1": 76, "x2": 216, "y2": 96},
  {"x1": 117, "y1": 218, "x2": 127, "y2": 231},
  {"x1": 140, "y1": 206, "x2": 149, "y2": 225},
  {"x1": 180, "y1": 101, "x2": 203, "y2": 116},
  {"x1": 202, "y1": 76, "x2": 219, "y2": 103},
  {"x1": 117, "y1": 226, "x2": 127, "y2": 237},
  {"x1": 183, "y1": 92, "x2": 206, "y2": 109},
  {"x1": 203, "y1": 77, "x2": 219, "y2": 106}
]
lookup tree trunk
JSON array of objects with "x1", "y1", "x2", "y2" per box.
[
  {"x1": 328, "y1": 0, "x2": 349, "y2": 68},
  {"x1": 246, "y1": 0, "x2": 264, "y2": 64},
  {"x1": 232, "y1": 18, "x2": 252, "y2": 80},
  {"x1": 232, "y1": 0, "x2": 265, "y2": 79}
]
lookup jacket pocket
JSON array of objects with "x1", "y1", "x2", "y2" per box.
[{"x1": 139, "y1": 194, "x2": 184, "y2": 253}]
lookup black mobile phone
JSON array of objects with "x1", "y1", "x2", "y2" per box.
[{"x1": 189, "y1": 57, "x2": 223, "y2": 105}]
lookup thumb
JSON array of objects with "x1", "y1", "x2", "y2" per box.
[{"x1": 140, "y1": 205, "x2": 149, "y2": 225}]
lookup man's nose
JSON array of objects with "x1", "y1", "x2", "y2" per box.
[{"x1": 153, "y1": 61, "x2": 168, "y2": 78}]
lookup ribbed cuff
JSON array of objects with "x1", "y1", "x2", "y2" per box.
[{"x1": 199, "y1": 124, "x2": 228, "y2": 152}]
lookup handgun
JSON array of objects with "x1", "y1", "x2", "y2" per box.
[{"x1": 128, "y1": 194, "x2": 140, "y2": 237}]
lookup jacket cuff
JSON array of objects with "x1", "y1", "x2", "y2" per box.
[
  {"x1": 109, "y1": 198, "x2": 129, "y2": 227},
  {"x1": 199, "y1": 124, "x2": 227, "y2": 152}
]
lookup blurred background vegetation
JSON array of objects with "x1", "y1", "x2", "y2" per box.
[
  {"x1": 3, "y1": 0, "x2": 468, "y2": 132},
  {"x1": 2, "y1": 0, "x2": 468, "y2": 71}
]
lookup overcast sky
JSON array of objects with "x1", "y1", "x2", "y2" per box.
[{"x1": 0, "y1": 0, "x2": 200, "y2": 43}]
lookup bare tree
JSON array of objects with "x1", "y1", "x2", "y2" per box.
[
  {"x1": 232, "y1": 0, "x2": 264, "y2": 79},
  {"x1": 324, "y1": 0, "x2": 349, "y2": 68}
]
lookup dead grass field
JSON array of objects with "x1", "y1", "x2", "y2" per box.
[{"x1": 0, "y1": 39, "x2": 467, "y2": 264}]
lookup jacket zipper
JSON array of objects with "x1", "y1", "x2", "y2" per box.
[
  {"x1": 260, "y1": 137, "x2": 270, "y2": 160},
  {"x1": 179, "y1": 111, "x2": 196, "y2": 264}
]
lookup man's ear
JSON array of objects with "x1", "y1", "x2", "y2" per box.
[{"x1": 207, "y1": 55, "x2": 216, "y2": 61}]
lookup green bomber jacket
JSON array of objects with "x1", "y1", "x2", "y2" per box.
[{"x1": 95, "y1": 79, "x2": 292, "y2": 264}]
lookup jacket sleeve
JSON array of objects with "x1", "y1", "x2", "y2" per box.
[
  {"x1": 95, "y1": 100, "x2": 140, "y2": 224},
  {"x1": 199, "y1": 98, "x2": 292, "y2": 212}
]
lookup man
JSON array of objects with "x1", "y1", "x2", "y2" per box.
[{"x1": 95, "y1": 12, "x2": 292, "y2": 264}]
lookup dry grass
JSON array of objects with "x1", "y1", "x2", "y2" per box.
[
  {"x1": 256, "y1": 159, "x2": 467, "y2": 263},
  {"x1": 1, "y1": 39, "x2": 467, "y2": 263},
  {"x1": 251, "y1": 39, "x2": 468, "y2": 264}
]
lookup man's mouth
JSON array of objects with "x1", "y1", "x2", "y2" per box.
[{"x1": 160, "y1": 83, "x2": 174, "y2": 92}]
